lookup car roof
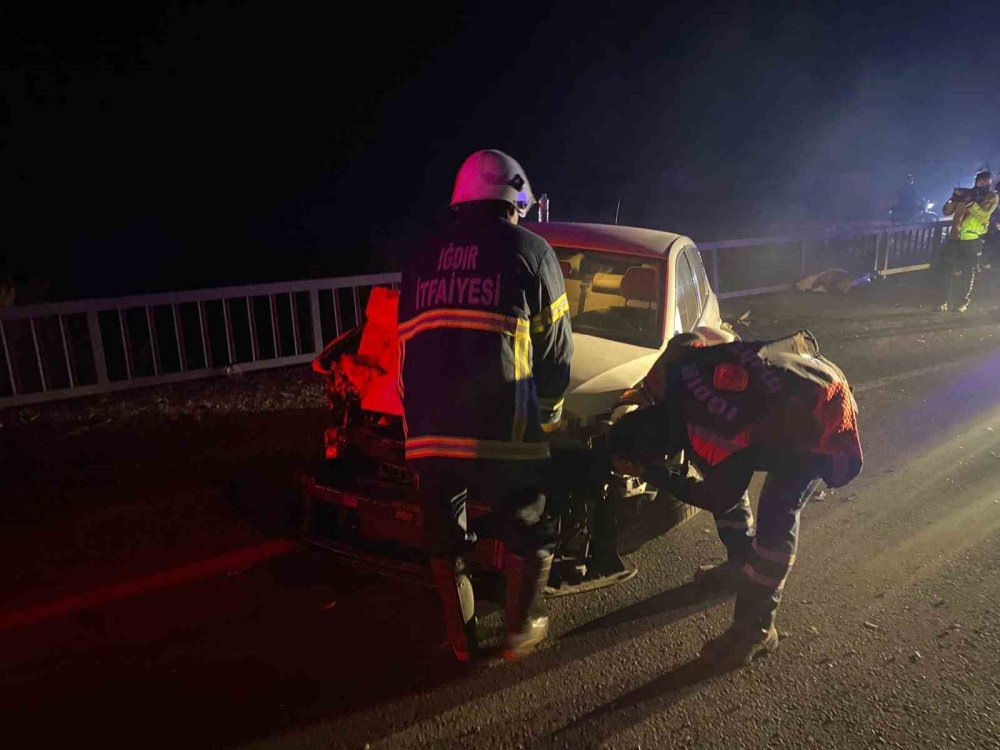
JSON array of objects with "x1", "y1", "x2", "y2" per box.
[{"x1": 521, "y1": 222, "x2": 687, "y2": 257}]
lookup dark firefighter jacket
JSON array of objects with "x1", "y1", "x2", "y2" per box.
[
  {"x1": 616, "y1": 331, "x2": 862, "y2": 488},
  {"x1": 397, "y1": 215, "x2": 573, "y2": 462}
]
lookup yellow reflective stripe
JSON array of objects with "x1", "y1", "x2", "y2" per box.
[
  {"x1": 530, "y1": 293, "x2": 570, "y2": 333},
  {"x1": 406, "y1": 435, "x2": 550, "y2": 461},
  {"x1": 398, "y1": 308, "x2": 522, "y2": 341},
  {"x1": 538, "y1": 397, "x2": 564, "y2": 412},
  {"x1": 511, "y1": 318, "x2": 532, "y2": 442}
]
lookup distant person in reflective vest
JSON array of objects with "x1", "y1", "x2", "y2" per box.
[
  {"x1": 607, "y1": 328, "x2": 862, "y2": 668},
  {"x1": 397, "y1": 150, "x2": 573, "y2": 662},
  {"x1": 937, "y1": 171, "x2": 998, "y2": 313}
]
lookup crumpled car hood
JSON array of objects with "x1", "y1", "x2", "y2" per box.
[{"x1": 563, "y1": 333, "x2": 661, "y2": 419}]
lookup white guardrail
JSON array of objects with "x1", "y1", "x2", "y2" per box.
[
  {"x1": 0, "y1": 221, "x2": 949, "y2": 408},
  {"x1": 700, "y1": 220, "x2": 948, "y2": 300},
  {"x1": 0, "y1": 274, "x2": 400, "y2": 408}
]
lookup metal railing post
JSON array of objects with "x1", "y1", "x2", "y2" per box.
[
  {"x1": 247, "y1": 297, "x2": 259, "y2": 362},
  {"x1": 145, "y1": 306, "x2": 161, "y2": 376},
  {"x1": 86, "y1": 310, "x2": 109, "y2": 385},
  {"x1": 58, "y1": 314, "x2": 75, "y2": 388},
  {"x1": 1, "y1": 321, "x2": 18, "y2": 395},
  {"x1": 268, "y1": 294, "x2": 281, "y2": 358},
  {"x1": 29, "y1": 318, "x2": 47, "y2": 392},
  {"x1": 118, "y1": 309, "x2": 133, "y2": 380},
  {"x1": 352, "y1": 286, "x2": 362, "y2": 326},
  {"x1": 309, "y1": 289, "x2": 323, "y2": 353},
  {"x1": 172, "y1": 303, "x2": 187, "y2": 372},
  {"x1": 197, "y1": 301, "x2": 213, "y2": 369},
  {"x1": 332, "y1": 289, "x2": 343, "y2": 337},
  {"x1": 290, "y1": 292, "x2": 302, "y2": 355},
  {"x1": 222, "y1": 299, "x2": 236, "y2": 365}
]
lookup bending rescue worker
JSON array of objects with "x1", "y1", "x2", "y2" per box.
[{"x1": 608, "y1": 328, "x2": 863, "y2": 667}]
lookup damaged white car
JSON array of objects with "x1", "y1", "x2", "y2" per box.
[{"x1": 300, "y1": 222, "x2": 725, "y2": 595}]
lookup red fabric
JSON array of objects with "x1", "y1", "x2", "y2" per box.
[
  {"x1": 342, "y1": 287, "x2": 404, "y2": 416},
  {"x1": 747, "y1": 377, "x2": 862, "y2": 487},
  {"x1": 688, "y1": 425, "x2": 751, "y2": 466},
  {"x1": 811, "y1": 381, "x2": 863, "y2": 487}
]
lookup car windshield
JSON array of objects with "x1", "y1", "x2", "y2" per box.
[{"x1": 553, "y1": 246, "x2": 665, "y2": 349}]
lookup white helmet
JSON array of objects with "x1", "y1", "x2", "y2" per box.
[{"x1": 450, "y1": 149, "x2": 535, "y2": 217}]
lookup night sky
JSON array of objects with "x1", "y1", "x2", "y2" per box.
[{"x1": 3, "y1": 1, "x2": 999, "y2": 301}]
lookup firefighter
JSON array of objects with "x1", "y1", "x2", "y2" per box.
[
  {"x1": 607, "y1": 328, "x2": 862, "y2": 668},
  {"x1": 937, "y1": 170, "x2": 999, "y2": 312},
  {"x1": 397, "y1": 149, "x2": 573, "y2": 662}
]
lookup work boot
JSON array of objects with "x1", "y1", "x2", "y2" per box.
[
  {"x1": 503, "y1": 552, "x2": 554, "y2": 661},
  {"x1": 937, "y1": 302, "x2": 949, "y2": 312},
  {"x1": 699, "y1": 620, "x2": 779, "y2": 669},
  {"x1": 584, "y1": 555, "x2": 638, "y2": 584},
  {"x1": 586, "y1": 479, "x2": 628, "y2": 580},
  {"x1": 429, "y1": 557, "x2": 479, "y2": 662},
  {"x1": 955, "y1": 303, "x2": 969, "y2": 313},
  {"x1": 694, "y1": 525, "x2": 751, "y2": 594}
]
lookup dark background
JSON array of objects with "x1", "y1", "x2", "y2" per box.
[{"x1": 3, "y1": 1, "x2": 998, "y2": 301}]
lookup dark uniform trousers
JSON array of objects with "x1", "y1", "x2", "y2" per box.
[{"x1": 412, "y1": 457, "x2": 556, "y2": 561}]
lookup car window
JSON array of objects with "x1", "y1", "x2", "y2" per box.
[
  {"x1": 675, "y1": 250, "x2": 701, "y2": 331},
  {"x1": 553, "y1": 246, "x2": 665, "y2": 349},
  {"x1": 687, "y1": 246, "x2": 711, "y2": 305}
]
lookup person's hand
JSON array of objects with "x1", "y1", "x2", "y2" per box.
[
  {"x1": 612, "y1": 454, "x2": 646, "y2": 478},
  {"x1": 614, "y1": 384, "x2": 657, "y2": 411}
]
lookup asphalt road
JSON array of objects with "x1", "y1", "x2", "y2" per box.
[{"x1": 3, "y1": 271, "x2": 1000, "y2": 749}]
